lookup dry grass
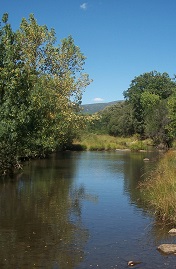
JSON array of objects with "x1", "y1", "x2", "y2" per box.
[
  {"x1": 139, "y1": 150, "x2": 176, "y2": 223},
  {"x1": 73, "y1": 133, "x2": 152, "y2": 151}
]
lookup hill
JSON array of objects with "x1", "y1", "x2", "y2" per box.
[{"x1": 81, "y1": 100, "x2": 122, "y2": 114}]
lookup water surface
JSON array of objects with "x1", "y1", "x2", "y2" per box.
[{"x1": 0, "y1": 151, "x2": 175, "y2": 269}]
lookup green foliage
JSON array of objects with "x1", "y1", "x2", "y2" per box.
[
  {"x1": 124, "y1": 71, "x2": 176, "y2": 136},
  {"x1": 144, "y1": 100, "x2": 173, "y2": 147},
  {"x1": 87, "y1": 102, "x2": 134, "y2": 137},
  {"x1": 129, "y1": 141, "x2": 147, "y2": 151},
  {"x1": 88, "y1": 71, "x2": 176, "y2": 149},
  {"x1": 0, "y1": 13, "x2": 92, "y2": 176},
  {"x1": 167, "y1": 92, "x2": 176, "y2": 139},
  {"x1": 123, "y1": 71, "x2": 176, "y2": 146},
  {"x1": 82, "y1": 70, "x2": 176, "y2": 149},
  {"x1": 74, "y1": 133, "x2": 150, "y2": 151},
  {"x1": 140, "y1": 91, "x2": 160, "y2": 112}
]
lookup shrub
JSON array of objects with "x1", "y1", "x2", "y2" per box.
[{"x1": 129, "y1": 141, "x2": 147, "y2": 151}]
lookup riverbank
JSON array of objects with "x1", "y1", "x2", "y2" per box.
[
  {"x1": 139, "y1": 150, "x2": 176, "y2": 224},
  {"x1": 72, "y1": 133, "x2": 153, "y2": 151},
  {"x1": 73, "y1": 134, "x2": 176, "y2": 224}
]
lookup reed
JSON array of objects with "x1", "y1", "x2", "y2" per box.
[{"x1": 139, "y1": 151, "x2": 176, "y2": 223}]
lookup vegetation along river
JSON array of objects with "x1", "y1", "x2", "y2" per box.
[{"x1": 0, "y1": 151, "x2": 176, "y2": 269}]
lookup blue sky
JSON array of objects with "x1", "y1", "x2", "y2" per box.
[{"x1": 1, "y1": 0, "x2": 176, "y2": 104}]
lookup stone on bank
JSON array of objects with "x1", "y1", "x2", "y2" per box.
[{"x1": 157, "y1": 244, "x2": 176, "y2": 255}]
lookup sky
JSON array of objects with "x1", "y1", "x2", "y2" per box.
[{"x1": 1, "y1": 0, "x2": 176, "y2": 104}]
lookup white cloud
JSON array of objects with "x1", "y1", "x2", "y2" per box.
[
  {"x1": 93, "y1": 98, "x2": 104, "y2": 103},
  {"x1": 80, "y1": 3, "x2": 87, "y2": 10}
]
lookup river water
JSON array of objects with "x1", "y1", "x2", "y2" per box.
[{"x1": 0, "y1": 151, "x2": 175, "y2": 269}]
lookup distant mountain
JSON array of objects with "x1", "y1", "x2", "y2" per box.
[{"x1": 81, "y1": 100, "x2": 123, "y2": 114}]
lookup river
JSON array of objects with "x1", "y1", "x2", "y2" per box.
[{"x1": 0, "y1": 150, "x2": 175, "y2": 268}]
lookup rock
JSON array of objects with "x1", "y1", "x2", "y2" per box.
[
  {"x1": 157, "y1": 244, "x2": 176, "y2": 254},
  {"x1": 168, "y1": 228, "x2": 176, "y2": 235}
]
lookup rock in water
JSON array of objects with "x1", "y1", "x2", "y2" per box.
[
  {"x1": 168, "y1": 228, "x2": 176, "y2": 235},
  {"x1": 157, "y1": 244, "x2": 176, "y2": 254}
]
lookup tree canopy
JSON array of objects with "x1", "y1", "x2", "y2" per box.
[
  {"x1": 0, "y1": 13, "x2": 92, "y2": 176},
  {"x1": 123, "y1": 71, "x2": 176, "y2": 136}
]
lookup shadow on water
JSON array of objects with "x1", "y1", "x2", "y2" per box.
[
  {"x1": 121, "y1": 151, "x2": 176, "y2": 242},
  {"x1": 0, "y1": 152, "x2": 95, "y2": 269},
  {"x1": 0, "y1": 151, "x2": 175, "y2": 269}
]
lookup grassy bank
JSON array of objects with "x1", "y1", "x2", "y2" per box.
[
  {"x1": 72, "y1": 133, "x2": 152, "y2": 151},
  {"x1": 139, "y1": 150, "x2": 176, "y2": 223}
]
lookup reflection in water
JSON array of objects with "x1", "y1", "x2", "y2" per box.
[
  {"x1": 0, "y1": 153, "x2": 92, "y2": 269},
  {"x1": 149, "y1": 221, "x2": 176, "y2": 245},
  {"x1": 123, "y1": 151, "x2": 158, "y2": 193},
  {"x1": 0, "y1": 151, "x2": 175, "y2": 269},
  {"x1": 122, "y1": 151, "x2": 159, "y2": 214}
]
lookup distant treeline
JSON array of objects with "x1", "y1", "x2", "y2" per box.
[{"x1": 87, "y1": 71, "x2": 176, "y2": 148}]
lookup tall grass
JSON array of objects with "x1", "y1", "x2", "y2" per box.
[
  {"x1": 73, "y1": 133, "x2": 152, "y2": 151},
  {"x1": 139, "y1": 150, "x2": 176, "y2": 223}
]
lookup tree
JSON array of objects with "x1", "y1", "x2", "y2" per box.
[
  {"x1": 88, "y1": 102, "x2": 135, "y2": 137},
  {"x1": 167, "y1": 92, "x2": 176, "y2": 141},
  {"x1": 123, "y1": 71, "x2": 176, "y2": 140},
  {"x1": 0, "y1": 14, "x2": 92, "y2": 176},
  {"x1": 100, "y1": 102, "x2": 134, "y2": 137}
]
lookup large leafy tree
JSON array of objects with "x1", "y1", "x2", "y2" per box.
[
  {"x1": 0, "y1": 14, "x2": 92, "y2": 176},
  {"x1": 123, "y1": 71, "x2": 176, "y2": 142},
  {"x1": 167, "y1": 92, "x2": 176, "y2": 140}
]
